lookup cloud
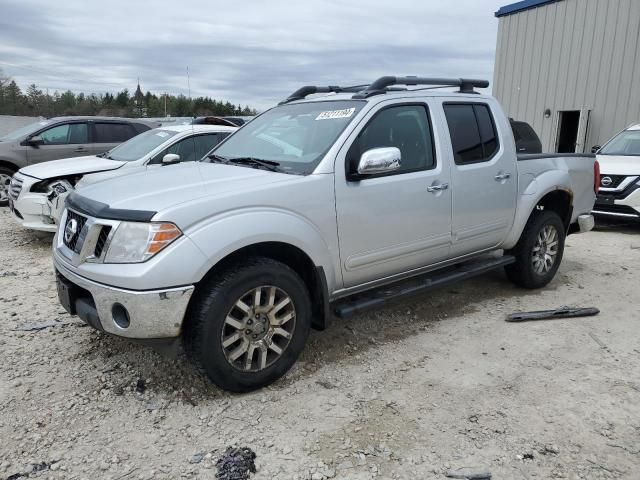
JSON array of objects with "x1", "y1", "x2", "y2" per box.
[{"x1": 0, "y1": 0, "x2": 507, "y2": 110}]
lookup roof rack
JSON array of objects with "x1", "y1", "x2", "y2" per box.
[
  {"x1": 352, "y1": 76, "x2": 489, "y2": 98},
  {"x1": 279, "y1": 85, "x2": 367, "y2": 105},
  {"x1": 279, "y1": 76, "x2": 490, "y2": 104}
]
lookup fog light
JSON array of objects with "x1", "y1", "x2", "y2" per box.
[{"x1": 112, "y1": 303, "x2": 130, "y2": 329}]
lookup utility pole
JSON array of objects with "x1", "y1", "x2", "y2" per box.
[{"x1": 164, "y1": 93, "x2": 167, "y2": 117}]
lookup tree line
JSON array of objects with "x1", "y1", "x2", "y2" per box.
[{"x1": 0, "y1": 70, "x2": 257, "y2": 118}]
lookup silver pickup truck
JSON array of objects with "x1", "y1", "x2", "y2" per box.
[{"x1": 52, "y1": 76, "x2": 599, "y2": 392}]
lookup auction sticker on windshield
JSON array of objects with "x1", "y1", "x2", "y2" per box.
[{"x1": 316, "y1": 108, "x2": 356, "y2": 120}]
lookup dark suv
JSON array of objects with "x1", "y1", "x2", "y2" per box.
[{"x1": 0, "y1": 116, "x2": 157, "y2": 206}]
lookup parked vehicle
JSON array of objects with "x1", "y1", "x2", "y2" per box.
[
  {"x1": 591, "y1": 124, "x2": 640, "y2": 220},
  {"x1": 0, "y1": 116, "x2": 157, "y2": 207},
  {"x1": 52, "y1": 76, "x2": 598, "y2": 392},
  {"x1": 192, "y1": 116, "x2": 253, "y2": 127},
  {"x1": 510, "y1": 119, "x2": 542, "y2": 154},
  {"x1": 9, "y1": 125, "x2": 236, "y2": 232}
]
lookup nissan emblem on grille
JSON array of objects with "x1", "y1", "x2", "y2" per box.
[
  {"x1": 601, "y1": 176, "x2": 613, "y2": 187},
  {"x1": 64, "y1": 218, "x2": 78, "y2": 244}
]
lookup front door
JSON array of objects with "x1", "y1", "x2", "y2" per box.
[
  {"x1": 335, "y1": 102, "x2": 452, "y2": 288},
  {"x1": 443, "y1": 102, "x2": 517, "y2": 257},
  {"x1": 26, "y1": 122, "x2": 90, "y2": 164}
]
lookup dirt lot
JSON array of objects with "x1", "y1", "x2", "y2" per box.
[{"x1": 1, "y1": 208, "x2": 639, "y2": 480}]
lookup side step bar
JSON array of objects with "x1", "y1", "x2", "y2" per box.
[{"x1": 333, "y1": 255, "x2": 515, "y2": 319}]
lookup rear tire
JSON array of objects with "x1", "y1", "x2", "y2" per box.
[
  {"x1": 0, "y1": 166, "x2": 16, "y2": 207},
  {"x1": 505, "y1": 210, "x2": 565, "y2": 289},
  {"x1": 183, "y1": 257, "x2": 312, "y2": 392}
]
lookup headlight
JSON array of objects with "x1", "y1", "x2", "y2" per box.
[{"x1": 104, "y1": 222, "x2": 182, "y2": 263}]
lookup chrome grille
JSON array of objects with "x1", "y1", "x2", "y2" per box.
[
  {"x1": 62, "y1": 210, "x2": 88, "y2": 253},
  {"x1": 9, "y1": 176, "x2": 23, "y2": 201},
  {"x1": 94, "y1": 226, "x2": 112, "y2": 258}
]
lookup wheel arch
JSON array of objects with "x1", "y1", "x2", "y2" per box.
[
  {"x1": 503, "y1": 187, "x2": 573, "y2": 250},
  {"x1": 0, "y1": 160, "x2": 19, "y2": 173},
  {"x1": 190, "y1": 241, "x2": 331, "y2": 331}
]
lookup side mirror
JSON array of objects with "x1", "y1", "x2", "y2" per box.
[
  {"x1": 162, "y1": 153, "x2": 181, "y2": 165},
  {"x1": 357, "y1": 147, "x2": 401, "y2": 176},
  {"x1": 591, "y1": 145, "x2": 601, "y2": 154},
  {"x1": 28, "y1": 135, "x2": 43, "y2": 147}
]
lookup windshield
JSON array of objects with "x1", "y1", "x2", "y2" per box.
[
  {"x1": 0, "y1": 120, "x2": 52, "y2": 141},
  {"x1": 599, "y1": 129, "x2": 640, "y2": 156},
  {"x1": 106, "y1": 129, "x2": 179, "y2": 161},
  {"x1": 207, "y1": 100, "x2": 365, "y2": 174}
]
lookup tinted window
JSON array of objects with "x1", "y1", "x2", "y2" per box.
[
  {"x1": 444, "y1": 105, "x2": 483, "y2": 164},
  {"x1": 194, "y1": 133, "x2": 228, "y2": 160},
  {"x1": 475, "y1": 105, "x2": 499, "y2": 158},
  {"x1": 39, "y1": 123, "x2": 88, "y2": 145},
  {"x1": 150, "y1": 136, "x2": 199, "y2": 164},
  {"x1": 94, "y1": 123, "x2": 136, "y2": 143},
  {"x1": 349, "y1": 105, "x2": 435, "y2": 175},
  {"x1": 444, "y1": 104, "x2": 499, "y2": 164}
]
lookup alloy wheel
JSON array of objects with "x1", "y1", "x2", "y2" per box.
[
  {"x1": 0, "y1": 173, "x2": 11, "y2": 203},
  {"x1": 221, "y1": 286, "x2": 296, "y2": 372},
  {"x1": 532, "y1": 224, "x2": 559, "y2": 274}
]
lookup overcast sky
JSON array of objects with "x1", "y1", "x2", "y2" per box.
[{"x1": 0, "y1": 0, "x2": 507, "y2": 110}]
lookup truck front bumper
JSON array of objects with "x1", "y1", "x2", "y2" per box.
[{"x1": 54, "y1": 253, "x2": 194, "y2": 339}]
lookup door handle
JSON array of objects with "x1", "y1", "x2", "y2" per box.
[
  {"x1": 495, "y1": 173, "x2": 511, "y2": 181},
  {"x1": 427, "y1": 182, "x2": 449, "y2": 193},
  {"x1": 73, "y1": 147, "x2": 86, "y2": 152}
]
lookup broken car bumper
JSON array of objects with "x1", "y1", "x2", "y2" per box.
[{"x1": 54, "y1": 253, "x2": 194, "y2": 339}]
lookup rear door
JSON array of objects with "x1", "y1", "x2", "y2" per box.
[
  {"x1": 91, "y1": 122, "x2": 139, "y2": 155},
  {"x1": 26, "y1": 121, "x2": 90, "y2": 164},
  {"x1": 335, "y1": 101, "x2": 452, "y2": 288},
  {"x1": 443, "y1": 102, "x2": 517, "y2": 257}
]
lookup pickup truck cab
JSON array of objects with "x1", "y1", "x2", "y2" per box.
[
  {"x1": 592, "y1": 124, "x2": 640, "y2": 220},
  {"x1": 52, "y1": 76, "x2": 598, "y2": 392}
]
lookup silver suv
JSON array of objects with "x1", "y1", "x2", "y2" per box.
[
  {"x1": 53, "y1": 76, "x2": 598, "y2": 392},
  {"x1": 0, "y1": 116, "x2": 156, "y2": 206}
]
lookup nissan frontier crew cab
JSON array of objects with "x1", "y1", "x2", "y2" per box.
[{"x1": 53, "y1": 76, "x2": 599, "y2": 392}]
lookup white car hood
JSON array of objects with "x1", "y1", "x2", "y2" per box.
[
  {"x1": 19, "y1": 155, "x2": 125, "y2": 180},
  {"x1": 596, "y1": 155, "x2": 640, "y2": 176}
]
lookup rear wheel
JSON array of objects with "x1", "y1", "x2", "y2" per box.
[
  {"x1": 184, "y1": 257, "x2": 311, "y2": 392},
  {"x1": 505, "y1": 210, "x2": 565, "y2": 289},
  {"x1": 0, "y1": 166, "x2": 15, "y2": 207}
]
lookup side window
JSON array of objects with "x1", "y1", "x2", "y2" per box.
[
  {"x1": 194, "y1": 133, "x2": 227, "y2": 160},
  {"x1": 94, "y1": 123, "x2": 137, "y2": 143},
  {"x1": 444, "y1": 103, "x2": 500, "y2": 164},
  {"x1": 475, "y1": 105, "x2": 499, "y2": 159},
  {"x1": 348, "y1": 105, "x2": 435, "y2": 175},
  {"x1": 39, "y1": 123, "x2": 88, "y2": 145},
  {"x1": 151, "y1": 137, "x2": 197, "y2": 164}
]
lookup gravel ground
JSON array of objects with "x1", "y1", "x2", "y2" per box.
[{"x1": 1, "y1": 208, "x2": 640, "y2": 480}]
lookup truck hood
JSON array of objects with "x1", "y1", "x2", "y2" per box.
[
  {"x1": 596, "y1": 155, "x2": 640, "y2": 176},
  {"x1": 20, "y1": 155, "x2": 125, "y2": 180},
  {"x1": 75, "y1": 161, "x2": 295, "y2": 214}
]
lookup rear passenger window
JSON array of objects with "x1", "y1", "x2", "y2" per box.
[
  {"x1": 444, "y1": 104, "x2": 500, "y2": 164},
  {"x1": 94, "y1": 123, "x2": 137, "y2": 143},
  {"x1": 348, "y1": 105, "x2": 435, "y2": 176}
]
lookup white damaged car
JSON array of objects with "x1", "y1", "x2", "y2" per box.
[{"x1": 8, "y1": 124, "x2": 236, "y2": 232}]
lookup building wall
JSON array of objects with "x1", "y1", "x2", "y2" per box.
[{"x1": 493, "y1": 0, "x2": 640, "y2": 152}]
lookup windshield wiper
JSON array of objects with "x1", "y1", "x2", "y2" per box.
[
  {"x1": 227, "y1": 157, "x2": 283, "y2": 172},
  {"x1": 207, "y1": 153, "x2": 230, "y2": 164}
]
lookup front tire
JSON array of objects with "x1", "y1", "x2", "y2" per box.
[
  {"x1": 505, "y1": 210, "x2": 565, "y2": 289},
  {"x1": 183, "y1": 257, "x2": 312, "y2": 392},
  {"x1": 0, "y1": 166, "x2": 16, "y2": 207}
]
